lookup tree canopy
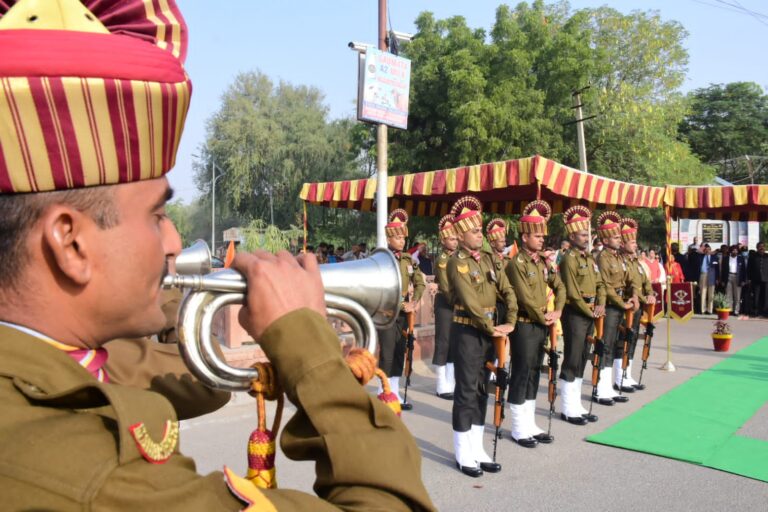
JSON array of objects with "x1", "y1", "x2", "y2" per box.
[{"x1": 680, "y1": 82, "x2": 768, "y2": 183}]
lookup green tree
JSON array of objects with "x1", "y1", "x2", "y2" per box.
[
  {"x1": 196, "y1": 71, "x2": 365, "y2": 233},
  {"x1": 679, "y1": 82, "x2": 768, "y2": 182},
  {"x1": 391, "y1": 1, "x2": 711, "y2": 191}
]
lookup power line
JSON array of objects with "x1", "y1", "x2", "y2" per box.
[{"x1": 715, "y1": 0, "x2": 768, "y2": 27}]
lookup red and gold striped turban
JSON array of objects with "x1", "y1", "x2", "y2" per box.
[
  {"x1": 438, "y1": 214, "x2": 456, "y2": 240},
  {"x1": 485, "y1": 218, "x2": 507, "y2": 242},
  {"x1": 385, "y1": 208, "x2": 409, "y2": 237},
  {"x1": 0, "y1": 0, "x2": 191, "y2": 193},
  {"x1": 620, "y1": 218, "x2": 638, "y2": 241},
  {"x1": 563, "y1": 205, "x2": 592, "y2": 234},
  {"x1": 451, "y1": 195, "x2": 483, "y2": 234},
  {"x1": 520, "y1": 200, "x2": 551, "y2": 235},
  {"x1": 596, "y1": 211, "x2": 622, "y2": 237}
]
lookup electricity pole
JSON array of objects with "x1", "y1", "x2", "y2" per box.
[{"x1": 570, "y1": 85, "x2": 596, "y2": 172}]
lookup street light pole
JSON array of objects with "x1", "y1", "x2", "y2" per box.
[
  {"x1": 211, "y1": 160, "x2": 216, "y2": 254},
  {"x1": 375, "y1": 0, "x2": 388, "y2": 248}
]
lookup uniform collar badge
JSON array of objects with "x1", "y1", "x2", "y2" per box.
[{"x1": 129, "y1": 420, "x2": 179, "y2": 464}]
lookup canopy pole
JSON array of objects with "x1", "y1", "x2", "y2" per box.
[{"x1": 661, "y1": 205, "x2": 676, "y2": 372}]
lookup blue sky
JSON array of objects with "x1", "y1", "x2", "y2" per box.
[{"x1": 170, "y1": 0, "x2": 768, "y2": 203}]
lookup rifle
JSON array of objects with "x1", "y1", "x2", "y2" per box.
[
  {"x1": 546, "y1": 323, "x2": 559, "y2": 438},
  {"x1": 638, "y1": 302, "x2": 656, "y2": 386},
  {"x1": 402, "y1": 310, "x2": 416, "y2": 404},
  {"x1": 618, "y1": 308, "x2": 635, "y2": 395},
  {"x1": 485, "y1": 335, "x2": 509, "y2": 462},
  {"x1": 587, "y1": 315, "x2": 604, "y2": 417}
]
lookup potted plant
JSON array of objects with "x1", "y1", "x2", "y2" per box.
[
  {"x1": 712, "y1": 292, "x2": 731, "y2": 321},
  {"x1": 712, "y1": 319, "x2": 732, "y2": 352}
]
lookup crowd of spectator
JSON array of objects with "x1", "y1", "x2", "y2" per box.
[{"x1": 667, "y1": 241, "x2": 768, "y2": 318}]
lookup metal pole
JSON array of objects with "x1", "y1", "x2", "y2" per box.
[
  {"x1": 269, "y1": 186, "x2": 275, "y2": 226},
  {"x1": 211, "y1": 161, "x2": 216, "y2": 254},
  {"x1": 573, "y1": 91, "x2": 588, "y2": 172},
  {"x1": 375, "y1": 0, "x2": 388, "y2": 249}
]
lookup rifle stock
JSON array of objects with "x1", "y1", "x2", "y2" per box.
[
  {"x1": 490, "y1": 334, "x2": 508, "y2": 462},
  {"x1": 638, "y1": 302, "x2": 656, "y2": 385},
  {"x1": 618, "y1": 308, "x2": 635, "y2": 394},
  {"x1": 588, "y1": 315, "x2": 604, "y2": 416},
  {"x1": 402, "y1": 310, "x2": 416, "y2": 403},
  {"x1": 546, "y1": 323, "x2": 559, "y2": 437}
]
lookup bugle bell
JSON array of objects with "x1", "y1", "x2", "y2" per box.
[{"x1": 162, "y1": 240, "x2": 401, "y2": 391}]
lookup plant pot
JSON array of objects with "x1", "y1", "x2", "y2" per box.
[
  {"x1": 715, "y1": 308, "x2": 731, "y2": 321},
  {"x1": 712, "y1": 333, "x2": 732, "y2": 352}
]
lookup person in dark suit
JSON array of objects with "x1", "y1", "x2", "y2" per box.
[
  {"x1": 720, "y1": 245, "x2": 747, "y2": 315},
  {"x1": 748, "y1": 242, "x2": 768, "y2": 317}
]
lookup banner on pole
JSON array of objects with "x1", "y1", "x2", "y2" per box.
[
  {"x1": 357, "y1": 48, "x2": 411, "y2": 129},
  {"x1": 669, "y1": 282, "x2": 694, "y2": 323}
]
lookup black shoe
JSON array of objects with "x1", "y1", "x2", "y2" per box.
[
  {"x1": 479, "y1": 461, "x2": 501, "y2": 473},
  {"x1": 511, "y1": 436, "x2": 538, "y2": 448},
  {"x1": 400, "y1": 402, "x2": 413, "y2": 411},
  {"x1": 455, "y1": 461, "x2": 483, "y2": 478},
  {"x1": 612, "y1": 395, "x2": 629, "y2": 403},
  {"x1": 631, "y1": 383, "x2": 646, "y2": 391},
  {"x1": 534, "y1": 433, "x2": 554, "y2": 443},
  {"x1": 436, "y1": 392, "x2": 454, "y2": 400},
  {"x1": 613, "y1": 384, "x2": 635, "y2": 393},
  {"x1": 592, "y1": 396, "x2": 615, "y2": 406},
  {"x1": 561, "y1": 413, "x2": 588, "y2": 426},
  {"x1": 581, "y1": 412, "x2": 599, "y2": 422}
]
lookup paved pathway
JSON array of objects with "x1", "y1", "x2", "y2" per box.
[{"x1": 180, "y1": 317, "x2": 768, "y2": 511}]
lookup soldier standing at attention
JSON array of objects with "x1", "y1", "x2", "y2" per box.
[
  {"x1": 558, "y1": 206, "x2": 605, "y2": 424},
  {"x1": 0, "y1": 1, "x2": 436, "y2": 509},
  {"x1": 433, "y1": 214, "x2": 458, "y2": 400},
  {"x1": 505, "y1": 201, "x2": 565, "y2": 447},
  {"x1": 376, "y1": 209, "x2": 425, "y2": 411},
  {"x1": 615, "y1": 218, "x2": 656, "y2": 392},
  {"x1": 448, "y1": 196, "x2": 516, "y2": 477},
  {"x1": 594, "y1": 211, "x2": 634, "y2": 405},
  {"x1": 486, "y1": 218, "x2": 511, "y2": 324}
]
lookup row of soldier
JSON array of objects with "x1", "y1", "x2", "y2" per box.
[{"x1": 376, "y1": 196, "x2": 656, "y2": 478}]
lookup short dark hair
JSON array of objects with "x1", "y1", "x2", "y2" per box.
[{"x1": 0, "y1": 187, "x2": 119, "y2": 289}]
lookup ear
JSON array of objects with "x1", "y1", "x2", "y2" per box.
[{"x1": 40, "y1": 205, "x2": 93, "y2": 286}]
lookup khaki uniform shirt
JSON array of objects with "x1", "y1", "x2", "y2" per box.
[
  {"x1": 598, "y1": 248, "x2": 631, "y2": 308},
  {"x1": 434, "y1": 249, "x2": 454, "y2": 304},
  {"x1": 448, "y1": 248, "x2": 517, "y2": 336},
  {"x1": 396, "y1": 251, "x2": 426, "y2": 306},
  {"x1": 489, "y1": 250, "x2": 510, "y2": 304},
  {"x1": 561, "y1": 249, "x2": 607, "y2": 319},
  {"x1": 506, "y1": 250, "x2": 566, "y2": 325},
  {"x1": 104, "y1": 338, "x2": 231, "y2": 420},
  {"x1": 623, "y1": 253, "x2": 653, "y2": 305},
  {"x1": 0, "y1": 313, "x2": 436, "y2": 511}
]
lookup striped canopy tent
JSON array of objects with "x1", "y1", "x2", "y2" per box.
[
  {"x1": 664, "y1": 184, "x2": 768, "y2": 221},
  {"x1": 663, "y1": 184, "x2": 768, "y2": 269},
  {"x1": 300, "y1": 155, "x2": 665, "y2": 217}
]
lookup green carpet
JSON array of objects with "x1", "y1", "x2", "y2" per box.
[{"x1": 587, "y1": 336, "x2": 768, "y2": 482}]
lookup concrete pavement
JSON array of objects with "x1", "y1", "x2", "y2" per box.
[{"x1": 180, "y1": 317, "x2": 768, "y2": 510}]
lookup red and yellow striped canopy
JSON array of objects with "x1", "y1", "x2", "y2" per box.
[
  {"x1": 300, "y1": 155, "x2": 665, "y2": 217},
  {"x1": 664, "y1": 184, "x2": 768, "y2": 221}
]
